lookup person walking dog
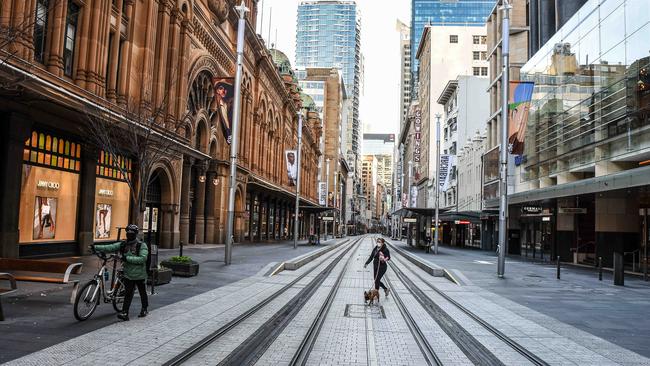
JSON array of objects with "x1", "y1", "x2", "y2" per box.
[
  {"x1": 93, "y1": 224, "x2": 149, "y2": 321},
  {"x1": 364, "y1": 237, "x2": 391, "y2": 297}
]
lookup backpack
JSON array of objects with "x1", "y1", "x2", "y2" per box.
[{"x1": 120, "y1": 240, "x2": 152, "y2": 272}]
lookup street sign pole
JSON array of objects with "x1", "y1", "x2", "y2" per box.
[
  {"x1": 434, "y1": 114, "x2": 441, "y2": 255},
  {"x1": 224, "y1": 2, "x2": 248, "y2": 265},
  {"x1": 498, "y1": 0, "x2": 512, "y2": 277}
]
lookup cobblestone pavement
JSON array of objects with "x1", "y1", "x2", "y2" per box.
[{"x1": 4, "y1": 235, "x2": 650, "y2": 366}]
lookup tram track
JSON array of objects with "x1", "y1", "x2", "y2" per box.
[
  {"x1": 389, "y1": 255, "x2": 549, "y2": 366},
  {"x1": 162, "y1": 235, "x2": 364, "y2": 366}
]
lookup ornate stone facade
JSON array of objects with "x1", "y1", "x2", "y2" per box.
[{"x1": 0, "y1": 0, "x2": 322, "y2": 258}]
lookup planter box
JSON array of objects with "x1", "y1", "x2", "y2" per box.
[
  {"x1": 161, "y1": 260, "x2": 200, "y2": 277},
  {"x1": 147, "y1": 268, "x2": 173, "y2": 285}
]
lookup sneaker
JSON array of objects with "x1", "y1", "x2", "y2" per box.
[
  {"x1": 117, "y1": 312, "x2": 129, "y2": 321},
  {"x1": 384, "y1": 288, "x2": 390, "y2": 297},
  {"x1": 138, "y1": 308, "x2": 148, "y2": 318}
]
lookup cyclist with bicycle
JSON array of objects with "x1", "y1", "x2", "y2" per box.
[{"x1": 92, "y1": 224, "x2": 148, "y2": 321}]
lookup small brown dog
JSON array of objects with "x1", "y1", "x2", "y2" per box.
[{"x1": 364, "y1": 289, "x2": 380, "y2": 306}]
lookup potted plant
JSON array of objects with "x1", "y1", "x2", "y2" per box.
[
  {"x1": 148, "y1": 265, "x2": 173, "y2": 285},
  {"x1": 161, "y1": 256, "x2": 200, "y2": 277}
]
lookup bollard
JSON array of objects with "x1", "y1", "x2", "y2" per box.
[
  {"x1": 180, "y1": 241, "x2": 184, "y2": 257},
  {"x1": 556, "y1": 256, "x2": 561, "y2": 280},
  {"x1": 598, "y1": 257, "x2": 603, "y2": 281}
]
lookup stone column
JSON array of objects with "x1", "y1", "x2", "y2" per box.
[
  {"x1": 194, "y1": 162, "x2": 207, "y2": 243},
  {"x1": 204, "y1": 162, "x2": 217, "y2": 243},
  {"x1": 159, "y1": 204, "x2": 174, "y2": 249},
  {"x1": 179, "y1": 156, "x2": 193, "y2": 245},
  {"x1": 77, "y1": 145, "x2": 98, "y2": 255},
  {"x1": 0, "y1": 114, "x2": 32, "y2": 258}
]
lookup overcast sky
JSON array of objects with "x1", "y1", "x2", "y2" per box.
[{"x1": 259, "y1": 0, "x2": 410, "y2": 137}]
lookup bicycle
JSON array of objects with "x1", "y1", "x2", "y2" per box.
[{"x1": 73, "y1": 250, "x2": 126, "y2": 321}]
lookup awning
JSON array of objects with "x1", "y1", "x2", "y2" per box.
[
  {"x1": 392, "y1": 207, "x2": 451, "y2": 217},
  {"x1": 247, "y1": 175, "x2": 319, "y2": 206},
  {"x1": 300, "y1": 206, "x2": 336, "y2": 214},
  {"x1": 438, "y1": 211, "x2": 482, "y2": 224}
]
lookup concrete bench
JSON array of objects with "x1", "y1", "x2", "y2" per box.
[
  {"x1": 0, "y1": 258, "x2": 83, "y2": 304},
  {"x1": 0, "y1": 272, "x2": 17, "y2": 321},
  {"x1": 386, "y1": 242, "x2": 447, "y2": 278},
  {"x1": 282, "y1": 239, "x2": 350, "y2": 271}
]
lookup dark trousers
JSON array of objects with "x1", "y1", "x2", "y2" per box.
[
  {"x1": 122, "y1": 278, "x2": 148, "y2": 314},
  {"x1": 373, "y1": 263, "x2": 387, "y2": 290}
]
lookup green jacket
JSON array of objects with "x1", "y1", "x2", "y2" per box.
[{"x1": 94, "y1": 240, "x2": 149, "y2": 280}]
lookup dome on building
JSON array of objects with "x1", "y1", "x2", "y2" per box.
[
  {"x1": 300, "y1": 91, "x2": 317, "y2": 112},
  {"x1": 269, "y1": 49, "x2": 293, "y2": 75}
]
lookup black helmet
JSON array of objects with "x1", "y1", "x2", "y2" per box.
[{"x1": 125, "y1": 224, "x2": 139, "y2": 234}]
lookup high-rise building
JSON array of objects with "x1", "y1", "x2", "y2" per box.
[
  {"x1": 397, "y1": 19, "x2": 412, "y2": 129},
  {"x1": 528, "y1": 0, "x2": 588, "y2": 56},
  {"x1": 410, "y1": 0, "x2": 494, "y2": 96},
  {"x1": 296, "y1": 1, "x2": 362, "y2": 173}
]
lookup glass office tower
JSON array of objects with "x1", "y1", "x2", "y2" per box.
[
  {"x1": 410, "y1": 0, "x2": 494, "y2": 95},
  {"x1": 296, "y1": 1, "x2": 361, "y2": 165}
]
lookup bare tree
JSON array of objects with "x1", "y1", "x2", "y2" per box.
[{"x1": 83, "y1": 67, "x2": 193, "y2": 226}]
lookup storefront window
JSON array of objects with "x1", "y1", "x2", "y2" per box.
[
  {"x1": 19, "y1": 131, "x2": 81, "y2": 244},
  {"x1": 93, "y1": 151, "x2": 132, "y2": 241}
]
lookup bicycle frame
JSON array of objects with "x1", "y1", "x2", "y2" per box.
[{"x1": 90, "y1": 255, "x2": 124, "y2": 303}]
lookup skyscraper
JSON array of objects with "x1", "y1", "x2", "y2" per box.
[
  {"x1": 296, "y1": 1, "x2": 362, "y2": 173},
  {"x1": 396, "y1": 19, "x2": 411, "y2": 130},
  {"x1": 410, "y1": 0, "x2": 494, "y2": 96}
]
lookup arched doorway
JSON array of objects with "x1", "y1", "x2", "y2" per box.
[{"x1": 144, "y1": 175, "x2": 162, "y2": 246}]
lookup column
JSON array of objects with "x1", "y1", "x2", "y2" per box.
[
  {"x1": 47, "y1": 0, "x2": 68, "y2": 76},
  {"x1": 194, "y1": 162, "x2": 207, "y2": 243},
  {"x1": 0, "y1": 114, "x2": 32, "y2": 258},
  {"x1": 204, "y1": 162, "x2": 217, "y2": 243},
  {"x1": 77, "y1": 145, "x2": 98, "y2": 255},
  {"x1": 179, "y1": 156, "x2": 193, "y2": 245}
]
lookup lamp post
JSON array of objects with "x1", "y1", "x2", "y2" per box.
[
  {"x1": 325, "y1": 158, "x2": 330, "y2": 240},
  {"x1": 293, "y1": 113, "x2": 303, "y2": 249},
  {"x1": 407, "y1": 160, "x2": 413, "y2": 245},
  {"x1": 224, "y1": 1, "x2": 248, "y2": 265},
  {"x1": 434, "y1": 114, "x2": 441, "y2": 255},
  {"x1": 498, "y1": 0, "x2": 512, "y2": 277}
]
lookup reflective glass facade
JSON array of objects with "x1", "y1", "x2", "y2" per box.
[
  {"x1": 518, "y1": 0, "x2": 650, "y2": 185},
  {"x1": 410, "y1": 0, "x2": 494, "y2": 90}
]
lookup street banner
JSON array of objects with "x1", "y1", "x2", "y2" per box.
[
  {"x1": 438, "y1": 154, "x2": 454, "y2": 192},
  {"x1": 402, "y1": 193, "x2": 408, "y2": 208},
  {"x1": 285, "y1": 150, "x2": 298, "y2": 186},
  {"x1": 410, "y1": 186, "x2": 418, "y2": 207},
  {"x1": 211, "y1": 78, "x2": 235, "y2": 145},
  {"x1": 318, "y1": 182, "x2": 327, "y2": 205},
  {"x1": 508, "y1": 81, "x2": 535, "y2": 155}
]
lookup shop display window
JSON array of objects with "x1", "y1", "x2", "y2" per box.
[
  {"x1": 94, "y1": 150, "x2": 132, "y2": 242},
  {"x1": 23, "y1": 131, "x2": 81, "y2": 172},
  {"x1": 97, "y1": 150, "x2": 132, "y2": 181}
]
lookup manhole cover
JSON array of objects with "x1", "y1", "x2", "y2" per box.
[{"x1": 344, "y1": 304, "x2": 386, "y2": 319}]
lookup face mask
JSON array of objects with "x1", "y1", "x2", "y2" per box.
[
  {"x1": 376, "y1": 242, "x2": 382, "y2": 248},
  {"x1": 126, "y1": 232, "x2": 137, "y2": 241}
]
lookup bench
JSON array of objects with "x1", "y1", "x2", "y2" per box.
[
  {"x1": 0, "y1": 258, "x2": 83, "y2": 304},
  {"x1": 0, "y1": 273, "x2": 17, "y2": 321}
]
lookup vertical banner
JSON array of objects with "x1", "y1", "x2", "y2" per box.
[
  {"x1": 402, "y1": 193, "x2": 408, "y2": 208},
  {"x1": 410, "y1": 186, "x2": 418, "y2": 207},
  {"x1": 508, "y1": 81, "x2": 535, "y2": 155},
  {"x1": 318, "y1": 182, "x2": 327, "y2": 205},
  {"x1": 285, "y1": 150, "x2": 297, "y2": 186},
  {"x1": 413, "y1": 107, "x2": 422, "y2": 163},
  {"x1": 438, "y1": 154, "x2": 454, "y2": 192},
  {"x1": 211, "y1": 78, "x2": 235, "y2": 145}
]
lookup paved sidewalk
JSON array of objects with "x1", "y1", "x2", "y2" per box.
[
  {"x1": 0, "y1": 238, "x2": 340, "y2": 363},
  {"x1": 387, "y1": 237, "x2": 650, "y2": 358}
]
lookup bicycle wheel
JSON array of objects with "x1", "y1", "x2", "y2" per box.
[
  {"x1": 111, "y1": 279, "x2": 126, "y2": 313},
  {"x1": 74, "y1": 280, "x2": 101, "y2": 321}
]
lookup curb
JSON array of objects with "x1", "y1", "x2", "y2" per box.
[
  {"x1": 386, "y1": 240, "x2": 459, "y2": 284},
  {"x1": 271, "y1": 238, "x2": 351, "y2": 275}
]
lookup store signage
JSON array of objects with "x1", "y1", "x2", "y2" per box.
[
  {"x1": 522, "y1": 205, "x2": 542, "y2": 214},
  {"x1": 454, "y1": 220, "x2": 470, "y2": 225},
  {"x1": 413, "y1": 107, "x2": 421, "y2": 163},
  {"x1": 404, "y1": 218, "x2": 417, "y2": 223},
  {"x1": 559, "y1": 207, "x2": 587, "y2": 214},
  {"x1": 542, "y1": 217, "x2": 551, "y2": 222},
  {"x1": 322, "y1": 216, "x2": 334, "y2": 221},
  {"x1": 98, "y1": 189, "x2": 114, "y2": 197},
  {"x1": 37, "y1": 180, "x2": 60, "y2": 190}
]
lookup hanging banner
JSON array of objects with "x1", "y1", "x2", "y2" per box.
[
  {"x1": 402, "y1": 193, "x2": 408, "y2": 208},
  {"x1": 438, "y1": 154, "x2": 454, "y2": 192},
  {"x1": 410, "y1": 186, "x2": 418, "y2": 207},
  {"x1": 285, "y1": 150, "x2": 298, "y2": 186},
  {"x1": 508, "y1": 81, "x2": 535, "y2": 155},
  {"x1": 413, "y1": 107, "x2": 422, "y2": 163},
  {"x1": 318, "y1": 182, "x2": 327, "y2": 205},
  {"x1": 211, "y1": 78, "x2": 235, "y2": 145}
]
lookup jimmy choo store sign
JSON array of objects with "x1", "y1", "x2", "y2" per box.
[
  {"x1": 98, "y1": 189, "x2": 114, "y2": 197},
  {"x1": 37, "y1": 180, "x2": 60, "y2": 189}
]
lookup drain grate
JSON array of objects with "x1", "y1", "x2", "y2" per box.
[{"x1": 344, "y1": 304, "x2": 386, "y2": 319}]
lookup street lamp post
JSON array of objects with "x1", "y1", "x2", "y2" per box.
[
  {"x1": 293, "y1": 113, "x2": 303, "y2": 249},
  {"x1": 498, "y1": 0, "x2": 512, "y2": 277},
  {"x1": 325, "y1": 158, "x2": 330, "y2": 240},
  {"x1": 407, "y1": 160, "x2": 413, "y2": 245},
  {"x1": 224, "y1": 1, "x2": 248, "y2": 265},
  {"x1": 434, "y1": 114, "x2": 441, "y2": 255}
]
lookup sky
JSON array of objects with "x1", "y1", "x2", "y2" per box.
[{"x1": 259, "y1": 0, "x2": 411, "y2": 137}]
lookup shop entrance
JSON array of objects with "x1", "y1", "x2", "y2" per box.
[
  {"x1": 640, "y1": 208, "x2": 649, "y2": 276},
  {"x1": 143, "y1": 175, "x2": 162, "y2": 246}
]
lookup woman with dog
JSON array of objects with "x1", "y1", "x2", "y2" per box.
[{"x1": 364, "y1": 238, "x2": 391, "y2": 297}]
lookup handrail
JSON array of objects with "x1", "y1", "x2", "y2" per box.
[
  {"x1": 62, "y1": 263, "x2": 83, "y2": 284},
  {"x1": 0, "y1": 273, "x2": 17, "y2": 290}
]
